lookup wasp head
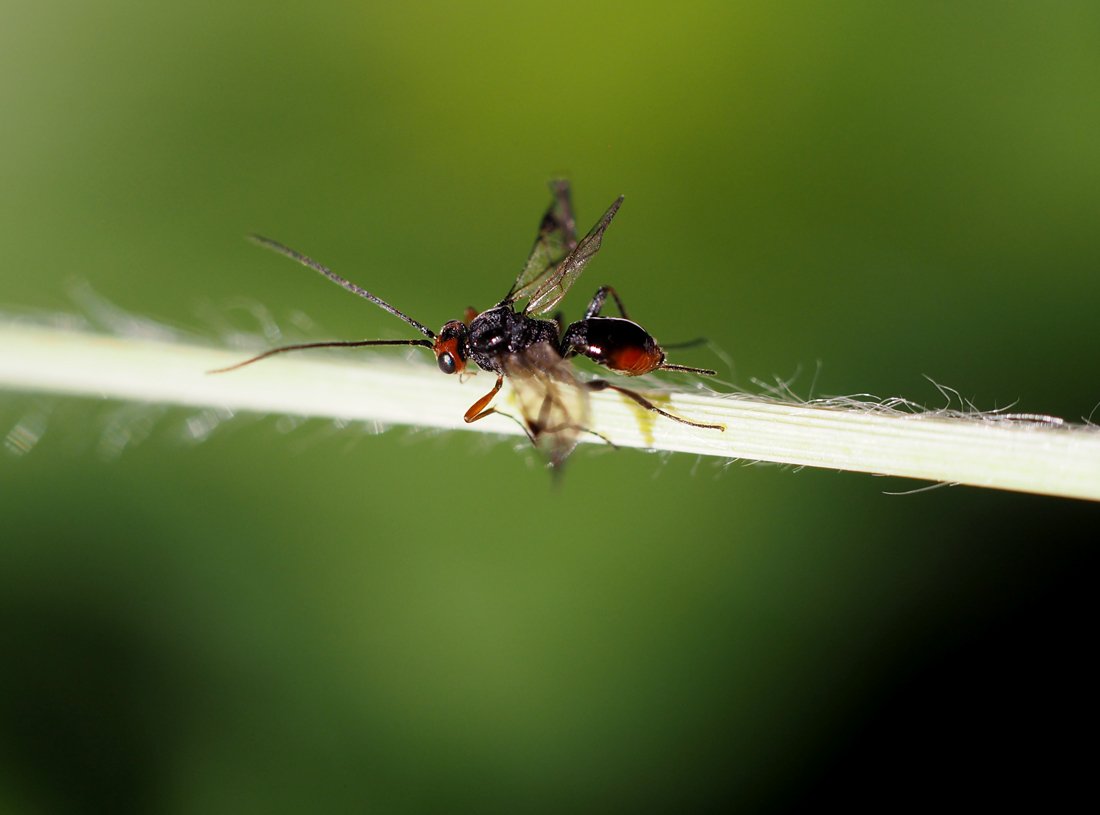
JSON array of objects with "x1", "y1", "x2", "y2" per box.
[{"x1": 433, "y1": 320, "x2": 469, "y2": 374}]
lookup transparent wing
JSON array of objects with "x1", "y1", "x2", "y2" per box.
[
  {"x1": 502, "y1": 179, "x2": 577, "y2": 306},
  {"x1": 524, "y1": 195, "x2": 624, "y2": 317},
  {"x1": 503, "y1": 342, "x2": 590, "y2": 469}
]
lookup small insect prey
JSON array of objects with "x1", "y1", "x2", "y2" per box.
[{"x1": 212, "y1": 180, "x2": 724, "y2": 467}]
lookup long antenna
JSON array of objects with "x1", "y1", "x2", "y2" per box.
[
  {"x1": 249, "y1": 234, "x2": 436, "y2": 340},
  {"x1": 207, "y1": 338, "x2": 433, "y2": 374}
]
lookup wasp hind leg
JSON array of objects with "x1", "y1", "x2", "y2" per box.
[
  {"x1": 582, "y1": 286, "x2": 630, "y2": 320},
  {"x1": 586, "y1": 380, "x2": 725, "y2": 431}
]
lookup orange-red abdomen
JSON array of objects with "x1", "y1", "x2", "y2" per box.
[
  {"x1": 608, "y1": 343, "x2": 663, "y2": 375},
  {"x1": 561, "y1": 316, "x2": 665, "y2": 376}
]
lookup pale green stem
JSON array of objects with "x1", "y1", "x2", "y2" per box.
[{"x1": 2, "y1": 322, "x2": 1098, "y2": 501}]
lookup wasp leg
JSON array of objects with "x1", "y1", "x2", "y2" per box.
[
  {"x1": 496, "y1": 396, "x2": 616, "y2": 450},
  {"x1": 494, "y1": 395, "x2": 617, "y2": 457},
  {"x1": 464, "y1": 375, "x2": 504, "y2": 423},
  {"x1": 586, "y1": 380, "x2": 725, "y2": 431},
  {"x1": 576, "y1": 426, "x2": 617, "y2": 447},
  {"x1": 532, "y1": 417, "x2": 618, "y2": 448},
  {"x1": 493, "y1": 410, "x2": 538, "y2": 444},
  {"x1": 582, "y1": 285, "x2": 631, "y2": 320}
]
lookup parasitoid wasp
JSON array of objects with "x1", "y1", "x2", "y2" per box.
[{"x1": 211, "y1": 181, "x2": 724, "y2": 467}]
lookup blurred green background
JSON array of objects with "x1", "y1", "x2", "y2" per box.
[{"x1": 2, "y1": 1, "x2": 1098, "y2": 812}]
